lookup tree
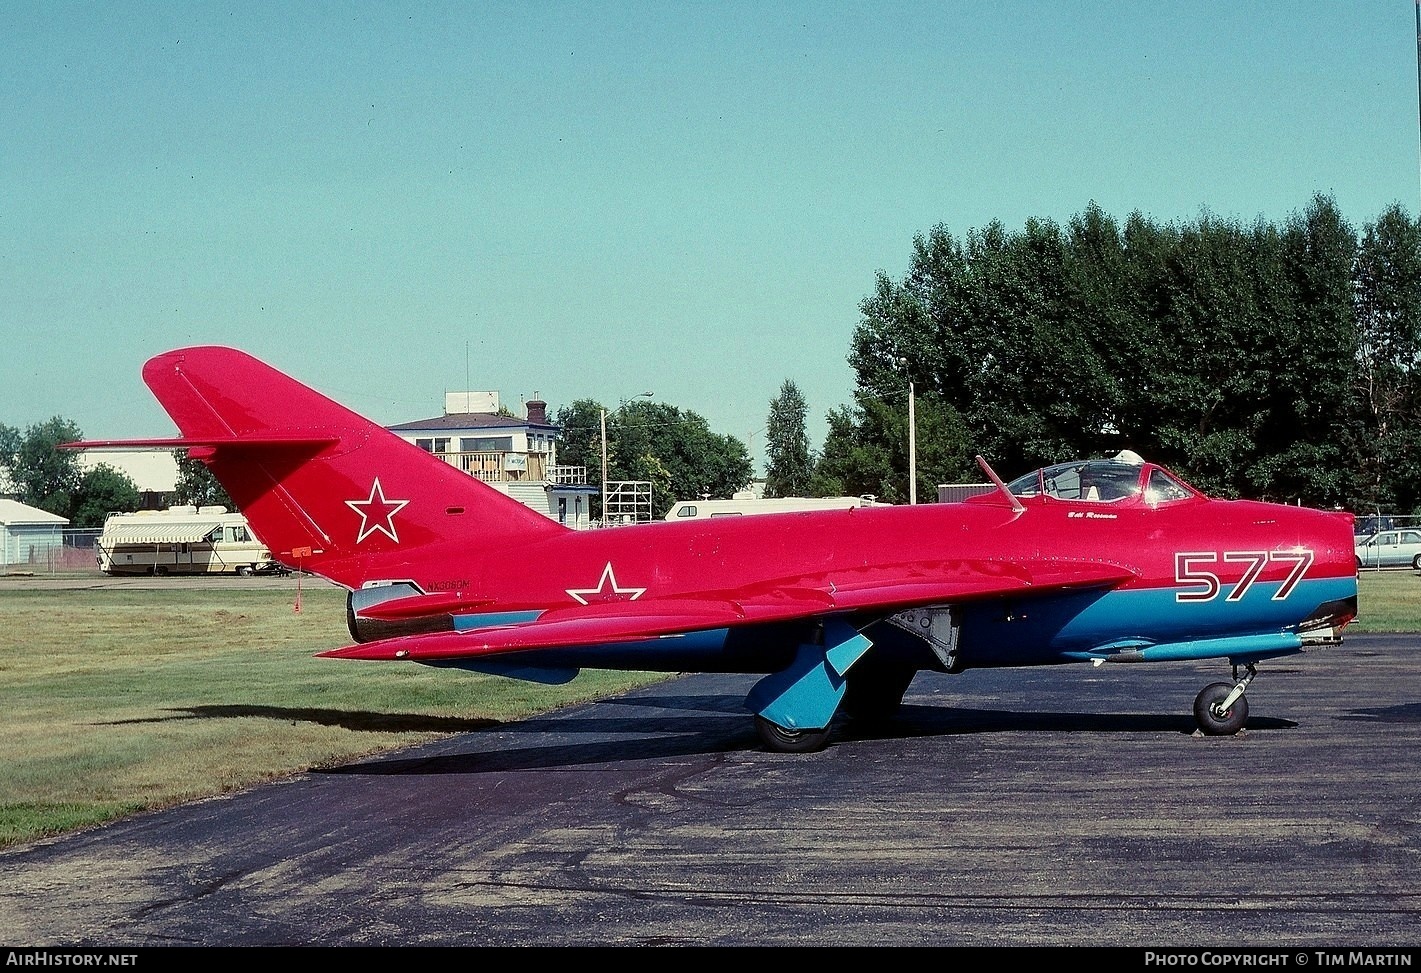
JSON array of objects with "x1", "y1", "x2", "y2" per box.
[
  {"x1": 552, "y1": 399, "x2": 617, "y2": 520},
  {"x1": 814, "y1": 391, "x2": 975, "y2": 503},
  {"x1": 552, "y1": 398, "x2": 752, "y2": 520},
  {"x1": 1350, "y1": 203, "x2": 1421, "y2": 514},
  {"x1": 1250, "y1": 195, "x2": 1358, "y2": 506},
  {"x1": 0, "y1": 417, "x2": 84, "y2": 518},
  {"x1": 764, "y1": 380, "x2": 813, "y2": 497},
  {"x1": 813, "y1": 399, "x2": 896, "y2": 500},
  {"x1": 71, "y1": 465, "x2": 141, "y2": 528},
  {"x1": 610, "y1": 400, "x2": 752, "y2": 518},
  {"x1": 0, "y1": 423, "x2": 19, "y2": 493},
  {"x1": 842, "y1": 198, "x2": 1395, "y2": 508},
  {"x1": 551, "y1": 398, "x2": 607, "y2": 474},
  {"x1": 172, "y1": 452, "x2": 233, "y2": 509}
]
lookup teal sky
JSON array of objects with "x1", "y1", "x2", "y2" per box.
[{"x1": 3, "y1": 1, "x2": 1417, "y2": 473}]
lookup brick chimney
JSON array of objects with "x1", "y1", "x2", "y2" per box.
[{"x1": 525, "y1": 396, "x2": 547, "y2": 424}]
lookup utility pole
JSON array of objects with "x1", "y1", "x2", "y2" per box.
[{"x1": 600, "y1": 407, "x2": 608, "y2": 525}]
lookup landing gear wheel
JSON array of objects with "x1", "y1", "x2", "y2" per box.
[
  {"x1": 1194, "y1": 682, "x2": 1248, "y2": 736},
  {"x1": 754, "y1": 715, "x2": 831, "y2": 754}
]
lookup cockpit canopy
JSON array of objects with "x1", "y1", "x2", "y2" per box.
[{"x1": 1001, "y1": 450, "x2": 1199, "y2": 505}]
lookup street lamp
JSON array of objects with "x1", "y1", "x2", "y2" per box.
[{"x1": 600, "y1": 391, "x2": 653, "y2": 525}]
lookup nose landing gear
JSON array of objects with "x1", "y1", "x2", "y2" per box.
[{"x1": 1194, "y1": 663, "x2": 1256, "y2": 735}]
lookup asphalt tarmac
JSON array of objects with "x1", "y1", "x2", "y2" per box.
[{"x1": 0, "y1": 627, "x2": 1418, "y2": 948}]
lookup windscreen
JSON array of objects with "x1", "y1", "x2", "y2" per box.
[{"x1": 1006, "y1": 459, "x2": 1190, "y2": 504}]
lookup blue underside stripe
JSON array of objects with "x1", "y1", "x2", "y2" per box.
[{"x1": 957, "y1": 576, "x2": 1355, "y2": 666}]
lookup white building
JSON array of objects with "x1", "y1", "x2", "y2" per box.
[
  {"x1": 76, "y1": 450, "x2": 179, "y2": 509},
  {"x1": 75, "y1": 450, "x2": 178, "y2": 493},
  {"x1": 0, "y1": 499, "x2": 68, "y2": 570},
  {"x1": 388, "y1": 392, "x2": 598, "y2": 530}
]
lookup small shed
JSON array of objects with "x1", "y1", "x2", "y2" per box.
[{"x1": 0, "y1": 499, "x2": 69, "y2": 570}]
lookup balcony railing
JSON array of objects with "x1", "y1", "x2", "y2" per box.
[{"x1": 431, "y1": 450, "x2": 547, "y2": 483}]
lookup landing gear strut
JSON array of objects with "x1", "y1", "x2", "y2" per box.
[{"x1": 1193, "y1": 663, "x2": 1256, "y2": 736}]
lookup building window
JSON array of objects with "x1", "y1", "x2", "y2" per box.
[
  {"x1": 460, "y1": 436, "x2": 513, "y2": 453},
  {"x1": 416, "y1": 437, "x2": 452, "y2": 453}
]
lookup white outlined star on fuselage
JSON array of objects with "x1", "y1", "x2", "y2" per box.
[
  {"x1": 566, "y1": 562, "x2": 646, "y2": 605},
  {"x1": 346, "y1": 477, "x2": 409, "y2": 543}
]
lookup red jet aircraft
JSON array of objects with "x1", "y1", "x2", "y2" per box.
[{"x1": 67, "y1": 346, "x2": 1360, "y2": 753}]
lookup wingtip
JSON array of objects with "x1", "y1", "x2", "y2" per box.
[{"x1": 317, "y1": 643, "x2": 402, "y2": 660}]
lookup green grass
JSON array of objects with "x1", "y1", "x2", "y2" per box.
[
  {"x1": 0, "y1": 585, "x2": 671, "y2": 849},
  {"x1": 0, "y1": 570, "x2": 1414, "y2": 850},
  {"x1": 1350, "y1": 569, "x2": 1421, "y2": 632}
]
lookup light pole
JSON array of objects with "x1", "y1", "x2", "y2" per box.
[
  {"x1": 600, "y1": 391, "x2": 653, "y2": 525},
  {"x1": 908, "y1": 377, "x2": 917, "y2": 505},
  {"x1": 899, "y1": 357, "x2": 917, "y2": 505}
]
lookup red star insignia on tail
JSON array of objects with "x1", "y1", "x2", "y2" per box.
[
  {"x1": 566, "y1": 562, "x2": 646, "y2": 605},
  {"x1": 346, "y1": 478, "x2": 409, "y2": 544}
]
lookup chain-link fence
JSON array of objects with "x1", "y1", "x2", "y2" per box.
[
  {"x1": 1353, "y1": 513, "x2": 1421, "y2": 535},
  {"x1": 0, "y1": 528, "x2": 101, "y2": 575}
]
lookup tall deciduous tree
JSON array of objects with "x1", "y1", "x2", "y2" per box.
[
  {"x1": 610, "y1": 400, "x2": 752, "y2": 518},
  {"x1": 553, "y1": 398, "x2": 752, "y2": 520},
  {"x1": 172, "y1": 452, "x2": 234, "y2": 509},
  {"x1": 549, "y1": 400, "x2": 606, "y2": 476},
  {"x1": 843, "y1": 197, "x2": 1388, "y2": 508},
  {"x1": 0, "y1": 423, "x2": 19, "y2": 491},
  {"x1": 71, "y1": 465, "x2": 140, "y2": 528},
  {"x1": 1, "y1": 417, "x2": 84, "y2": 517},
  {"x1": 0, "y1": 418, "x2": 143, "y2": 525},
  {"x1": 764, "y1": 380, "x2": 813, "y2": 498},
  {"x1": 1351, "y1": 203, "x2": 1421, "y2": 514}
]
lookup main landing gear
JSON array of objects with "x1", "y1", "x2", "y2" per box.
[
  {"x1": 754, "y1": 715, "x2": 832, "y2": 754},
  {"x1": 1193, "y1": 663, "x2": 1256, "y2": 736}
]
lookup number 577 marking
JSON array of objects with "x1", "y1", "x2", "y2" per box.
[{"x1": 1175, "y1": 551, "x2": 1314, "y2": 603}]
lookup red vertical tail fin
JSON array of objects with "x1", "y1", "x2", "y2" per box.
[{"x1": 88, "y1": 346, "x2": 568, "y2": 588}]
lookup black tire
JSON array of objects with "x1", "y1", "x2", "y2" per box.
[
  {"x1": 153, "y1": 565, "x2": 168, "y2": 577},
  {"x1": 1412, "y1": 554, "x2": 1421, "y2": 571},
  {"x1": 754, "y1": 715, "x2": 831, "y2": 754},
  {"x1": 236, "y1": 565, "x2": 253, "y2": 577},
  {"x1": 1194, "y1": 682, "x2": 1248, "y2": 736}
]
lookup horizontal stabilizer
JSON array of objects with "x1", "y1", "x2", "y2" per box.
[{"x1": 64, "y1": 435, "x2": 339, "y2": 451}]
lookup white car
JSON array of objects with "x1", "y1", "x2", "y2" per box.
[{"x1": 1354, "y1": 529, "x2": 1421, "y2": 569}]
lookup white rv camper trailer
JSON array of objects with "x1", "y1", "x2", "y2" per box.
[
  {"x1": 664, "y1": 496, "x2": 888, "y2": 520},
  {"x1": 96, "y1": 506, "x2": 283, "y2": 577}
]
